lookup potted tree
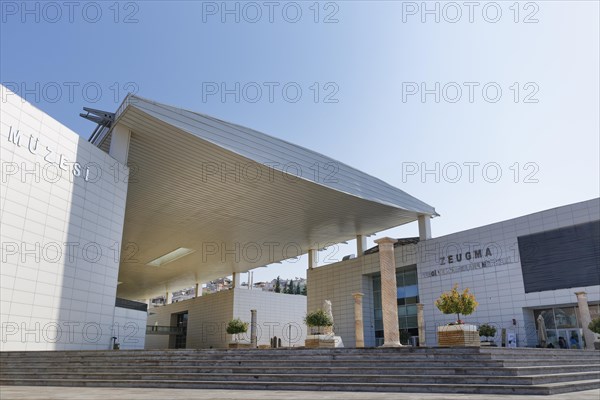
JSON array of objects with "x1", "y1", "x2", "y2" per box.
[
  {"x1": 227, "y1": 318, "x2": 250, "y2": 348},
  {"x1": 478, "y1": 323, "x2": 497, "y2": 346},
  {"x1": 435, "y1": 284, "x2": 479, "y2": 347},
  {"x1": 304, "y1": 309, "x2": 334, "y2": 348},
  {"x1": 588, "y1": 317, "x2": 600, "y2": 350}
]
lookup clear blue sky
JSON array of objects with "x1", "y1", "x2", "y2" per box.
[{"x1": 2, "y1": 1, "x2": 599, "y2": 284}]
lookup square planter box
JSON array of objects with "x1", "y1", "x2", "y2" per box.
[
  {"x1": 305, "y1": 334, "x2": 336, "y2": 348},
  {"x1": 437, "y1": 324, "x2": 480, "y2": 347},
  {"x1": 228, "y1": 342, "x2": 252, "y2": 349}
]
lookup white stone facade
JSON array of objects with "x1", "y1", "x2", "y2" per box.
[
  {"x1": 308, "y1": 198, "x2": 600, "y2": 348},
  {"x1": 146, "y1": 288, "x2": 307, "y2": 349},
  {"x1": 0, "y1": 85, "x2": 144, "y2": 350}
]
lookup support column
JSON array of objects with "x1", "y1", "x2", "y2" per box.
[
  {"x1": 250, "y1": 309, "x2": 257, "y2": 348},
  {"x1": 374, "y1": 237, "x2": 402, "y2": 347},
  {"x1": 195, "y1": 283, "x2": 202, "y2": 297},
  {"x1": 308, "y1": 249, "x2": 317, "y2": 270},
  {"x1": 232, "y1": 272, "x2": 241, "y2": 289},
  {"x1": 417, "y1": 303, "x2": 426, "y2": 347},
  {"x1": 356, "y1": 235, "x2": 367, "y2": 257},
  {"x1": 165, "y1": 291, "x2": 170, "y2": 305},
  {"x1": 108, "y1": 124, "x2": 131, "y2": 165},
  {"x1": 575, "y1": 292, "x2": 596, "y2": 350},
  {"x1": 418, "y1": 215, "x2": 432, "y2": 240},
  {"x1": 353, "y1": 293, "x2": 365, "y2": 348}
]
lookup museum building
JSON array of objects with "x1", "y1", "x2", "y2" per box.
[
  {"x1": 1, "y1": 84, "x2": 437, "y2": 350},
  {"x1": 1, "y1": 84, "x2": 598, "y2": 351}
]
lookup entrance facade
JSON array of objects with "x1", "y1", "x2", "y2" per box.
[{"x1": 533, "y1": 305, "x2": 600, "y2": 349}]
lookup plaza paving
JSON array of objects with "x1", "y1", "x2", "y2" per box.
[{"x1": 1, "y1": 387, "x2": 599, "y2": 400}]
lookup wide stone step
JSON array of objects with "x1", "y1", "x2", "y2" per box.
[
  {"x1": 1, "y1": 377, "x2": 599, "y2": 395},
  {"x1": 4, "y1": 359, "x2": 598, "y2": 372},
  {"x1": 4, "y1": 350, "x2": 597, "y2": 360},
  {"x1": 2, "y1": 348, "x2": 598, "y2": 395},
  {"x1": 4, "y1": 356, "x2": 597, "y2": 368},
  {"x1": 2, "y1": 347, "x2": 596, "y2": 360},
  {"x1": 0, "y1": 353, "x2": 501, "y2": 360},
  {"x1": 0, "y1": 354, "x2": 503, "y2": 361},
  {"x1": 4, "y1": 371, "x2": 599, "y2": 385},
  {"x1": 5, "y1": 364, "x2": 598, "y2": 377}
]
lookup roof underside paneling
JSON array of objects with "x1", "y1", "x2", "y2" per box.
[{"x1": 96, "y1": 95, "x2": 437, "y2": 299}]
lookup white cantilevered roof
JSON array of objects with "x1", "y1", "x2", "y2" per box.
[{"x1": 95, "y1": 94, "x2": 437, "y2": 300}]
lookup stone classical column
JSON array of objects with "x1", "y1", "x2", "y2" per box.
[
  {"x1": 353, "y1": 293, "x2": 365, "y2": 348},
  {"x1": 417, "y1": 303, "x2": 426, "y2": 346},
  {"x1": 250, "y1": 309, "x2": 258, "y2": 348},
  {"x1": 575, "y1": 292, "x2": 595, "y2": 350},
  {"x1": 374, "y1": 237, "x2": 402, "y2": 347}
]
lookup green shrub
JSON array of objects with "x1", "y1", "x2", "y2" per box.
[
  {"x1": 304, "y1": 309, "x2": 333, "y2": 332},
  {"x1": 478, "y1": 323, "x2": 497, "y2": 340},
  {"x1": 588, "y1": 317, "x2": 600, "y2": 335},
  {"x1": 226, "y1": 318, "x2": 248, "y2": 336}
]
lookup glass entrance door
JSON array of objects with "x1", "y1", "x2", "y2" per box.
[{"x1": 174, "y1": 312, "x2": 188, "y2": 349}]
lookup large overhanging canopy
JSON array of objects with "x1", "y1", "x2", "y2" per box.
[{"x1": 92, "y1": 94, "x2": 437, "y2": 300}]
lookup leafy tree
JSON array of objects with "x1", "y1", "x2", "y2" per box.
[
  {"x1": 304, "y1": 309, "x2": 333, "y2": 334},
  {"x1": 226, "y1": 318, "x2": 248, "y2": 342},
  {"x1": 274, "y1": 276, "x2": 281, "y2": 293},
  {"x1": 435, "y1": 284, "x2": 478, "y2": 324},
  {"x1": 589, "y1": 317, "x2": 600, "y2": 334},
  {"x1": 301, "y1": 284, "x2": 307, "y2": 296},
  {"x1": 294, "y1": 281, "x2": 301, "y2": 295}
]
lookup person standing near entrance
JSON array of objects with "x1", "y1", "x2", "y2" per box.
[
  {"x1": 569, "y1": 334, "x2": 580, "y2": 349},
  {"x1": 558, "y1": 337, "x2": 568, "y2": 349}
]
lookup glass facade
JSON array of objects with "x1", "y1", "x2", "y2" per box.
[
  {"x1": 372, "y1": 265, "x2": 419, "y2": 346},
  {"x1": 533, "y1": 304, "x2": 600, "y2": 349}
]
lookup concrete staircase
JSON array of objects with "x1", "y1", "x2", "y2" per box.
[{"x1": 1, "y1": 347, "x2": 599, "y2": 395}]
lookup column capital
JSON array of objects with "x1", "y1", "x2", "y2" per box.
[
  {"x1": 352, "y1": 292, "x2": 364, "y2": 299},
  {"x1": 575, "y1": 291, "x2": 587, "y2": 297},
  {"x1": 374, "y1": 237, "x2": 397, "y2": 246}
]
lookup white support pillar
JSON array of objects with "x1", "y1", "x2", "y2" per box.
[
  {"x1": 308, "y1": 249, "x2": 317, "y2": 270},
  {"x1": 374, "y1": 237, "x2": 402, "y2": 347},
  {"x1": 108, "y1": 123, "x2": 131, "y2": 165},
  {"x1": 232, "y1": 272, "x2": 241, "y2": 289},
  {"x1": 575, "y1": 292, "x2": 596, "y2": 350},
  {"x1": 195, "y1": 283, "x2": 202, "y2": 297},
  {"x1": 418, "y1": 215, "x2": 432, "y2": 240},
  {"x1": 356, "y1": 235, "x2": 367, "y2": 257},
  {"x1": 165, "y1": 291, "x2": 170, "y2": 305}
]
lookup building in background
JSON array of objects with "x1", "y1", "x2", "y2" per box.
[{"x1": 308, "y1": 199, "x2": 600, "y2": 348}]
